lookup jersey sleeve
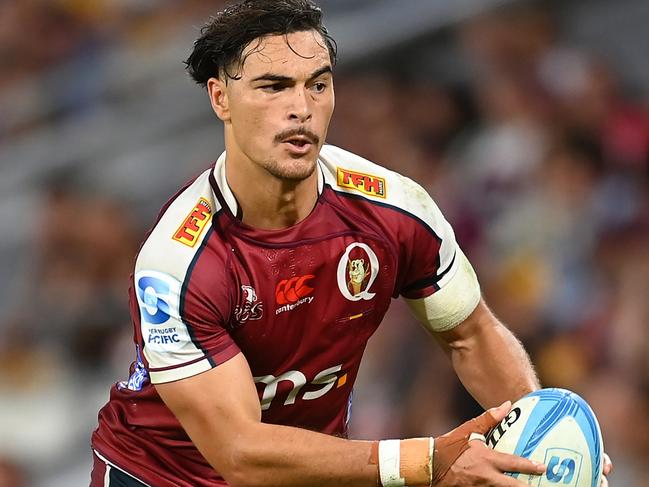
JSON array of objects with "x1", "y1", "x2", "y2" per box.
[
  {"x1": 396, "y1": 176, "x2": 481, "y2": 332},
  {"x1": 132, "y1": 177, "x2": 240, "y2": 384},
  {"x1": 133, "y1": 264, "x2": 239, "y2": 384}
]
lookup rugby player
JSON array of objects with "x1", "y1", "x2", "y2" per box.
[{"x1": 91, "y1": 1, "x2": 611, "y2": 485}]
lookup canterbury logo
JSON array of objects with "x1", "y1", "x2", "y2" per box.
[{"x1": 276, "y1": 275, "x2": 315, "y2": 304}]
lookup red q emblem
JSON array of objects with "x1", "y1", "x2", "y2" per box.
[
  {"x1": 276, "y1": 275, "x2": 315, "y2": 305},
  {"x1": 336, "y1": 243, "x2": 379, "y2": 301}
]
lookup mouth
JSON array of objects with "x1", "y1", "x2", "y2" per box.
[{"x1": 281, "y1": 135, "x2": 315, "y2": 155}]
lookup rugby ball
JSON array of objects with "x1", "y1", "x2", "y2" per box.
[{"x1": 486, "y1": 388, "x2": 603, "y2": 487}]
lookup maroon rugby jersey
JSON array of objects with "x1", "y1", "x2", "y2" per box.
[{"x1": 92, "y1": 145, "x2": 480, "y2": 486}]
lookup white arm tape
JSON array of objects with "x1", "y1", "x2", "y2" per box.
[
  {"x1": 378, "y1": 440, "x2": 405, "y2": 487},
  {"x1": 378, "y1": 438, "x2": 434, "y2": 487},
  {"x1": 404, "y1": 248, "x2": 481, "y2": 332}
]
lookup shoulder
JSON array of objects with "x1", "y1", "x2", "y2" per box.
[
  {"x1": 318, "y1": 144, "x2": 448, "y2": 236},
  {"x1": 135, "y1": 167, "x2": 227, "y2": 287}
]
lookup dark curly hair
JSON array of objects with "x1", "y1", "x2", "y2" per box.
[{"x1": 185, "y1": 0, "x2": 337, "y2": 86}]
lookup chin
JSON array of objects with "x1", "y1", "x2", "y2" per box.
[{"x1": 265, "y1": 155, "x2": 318, "y2": 181}]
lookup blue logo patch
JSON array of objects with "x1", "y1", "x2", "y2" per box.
[
  {"x1": 547, "y1": 456, "x2": 576, "y2": 483},
  {"x1": 137, "y1": 275, "x2": 173, "y2": 324},
  {"x1": 541, "y1": 448, "x2": 583, "y2": 486}
]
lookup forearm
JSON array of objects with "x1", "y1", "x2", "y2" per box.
[
  {"x1": 442, "y1": 301, "x2": 540, "y2": 408},
  {"x1": 202, "y1": 421, "x2": 378, "y2": 487}
]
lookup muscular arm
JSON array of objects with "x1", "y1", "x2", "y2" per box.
[
  {"x1": 433, "y1": 299, "x2": 540, "y2": 408},
  {"x1": 155, "y1": 353, "x2": 378, "y2": 487}
]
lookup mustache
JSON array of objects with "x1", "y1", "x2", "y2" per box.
[{"x1": 274, "y1": 127, "x2": 320, "y2": 145}]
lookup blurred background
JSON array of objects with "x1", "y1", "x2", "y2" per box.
[{"x1": 1, "y1": 0, "x2": 648, "y2": 485}]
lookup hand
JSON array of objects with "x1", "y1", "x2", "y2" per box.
[
  {"x1": 433, "y1": 402, "x2": 546, "y2": 486},
  {"x1": 601, "y1": 452, "x2": 613, "y2": 486}
]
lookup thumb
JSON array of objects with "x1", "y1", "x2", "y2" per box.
[{"x1": 472, "y1": 401, "x2": 512, "y2": 434}]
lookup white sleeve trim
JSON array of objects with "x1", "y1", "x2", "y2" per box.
[
  {"x1": 404, "y1": 248, "x2": 481, "y2": 332},
  {"x1": 149, "y1": 357, "x2": 215, "y2": 384}
]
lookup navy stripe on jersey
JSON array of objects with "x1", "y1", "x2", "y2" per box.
[
  {"x1": 209, "y1": 169, "x2": 242, "y2": 220},
  {"x1": 147, "y1": 353, "x2": 211, "y2": 372},
  {"x1": 401, "y1": 249, "x2": 457, "y2": 294},
  {"x1": 326, "y1": 185, "x2": 443, "y2": 244},
  {"x1": 91, "y1": 451, "x2": 150, "y2": 487},
  {"x1": 108, "y1": 467, "x2": 148, "y2": 487},
  {"x1": 179, "y1": 224, "x2": 218, "y2": 368}
]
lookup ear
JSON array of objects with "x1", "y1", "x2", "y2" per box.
[{"x1": 207, "y1": 77, "x2": 230, "y2": 121}]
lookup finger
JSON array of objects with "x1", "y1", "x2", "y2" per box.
[
  {"x1": 490, "y1": 450, "x2": 546, "y2": 476},
  {"x1": 472, "y1": 401, "x2": 512, "y2": 434},
  {"x1": 600, "y1": 475, "x2": 609, "y2": 487},
  {"x1": 603, "y1": 452, "x2": 613, "y2": 475},
  {"x1": 495, "y1": 472, "x2": 541, "y2": 487},
  {"x1": 469, "y1": 432, "x2": 487, "y2": 443}
]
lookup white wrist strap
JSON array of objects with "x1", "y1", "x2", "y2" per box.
[
  {"x1": 378, "y1": 440, "x2": 405, "y2": 487},
  {"x1": 378, "y1": 438, "x2": 434, "y2": 487}
]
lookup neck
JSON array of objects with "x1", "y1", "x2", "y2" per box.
[{"x1": 224, "y1": 154, "x2": 319, "y2": 231}]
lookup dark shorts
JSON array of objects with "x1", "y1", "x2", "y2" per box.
[{"x1": 90, "y1": 451, "x2": 148, "y2": 487}]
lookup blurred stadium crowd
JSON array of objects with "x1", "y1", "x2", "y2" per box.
[{"x1": 1, "y1": 0, "x2": 648, "y2": 486}]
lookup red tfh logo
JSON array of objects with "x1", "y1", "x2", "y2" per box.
[
  {"x1": 336, "y1": 168, "x2": 386, "y2": 198},
  {"x1": 341, "y1": 171, "x2": 383, "y2": 195}
]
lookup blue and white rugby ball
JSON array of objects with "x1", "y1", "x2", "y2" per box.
[{"x1": 486, "y1": 388, "x2": 603, "y2": 487}]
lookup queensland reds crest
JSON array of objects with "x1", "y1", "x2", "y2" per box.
[
  {"x1": 233, "y1": 285, "x2": 263, "y2": 327},
  {"x1": 336, "y1": 242, "x2": 379, "y2": 301}
]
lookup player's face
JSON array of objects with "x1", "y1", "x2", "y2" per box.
[{"x1": 219, "y1": 30, "x2": 334, "y2": 181}]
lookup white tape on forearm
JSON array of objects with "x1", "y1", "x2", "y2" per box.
[
  {"x1": 404, "y1": 248, "x2": 481, "y2": 332},
  {"x1": 378, "y1": 440, "x2": 405, "y2": 487},
  {"x1": 378, "y1": 438, "x2": 434, "y2": 487}
]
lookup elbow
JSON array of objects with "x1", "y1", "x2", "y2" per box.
[
  {"x1": 225, "y1": 471, "x2": 255, "y2": 487},
  {"x1": 221, "y1": 438, "x2": 268, "y2": 487}
]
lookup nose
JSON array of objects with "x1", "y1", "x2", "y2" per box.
[{"x1": 287, "y1": 87, "x2": 312, "y2": 123}]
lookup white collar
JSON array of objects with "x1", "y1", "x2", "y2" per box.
[{"x1": 211, "y1": 151, "x2": 325, "y2": 216}]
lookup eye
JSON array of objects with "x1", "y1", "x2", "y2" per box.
[
  {"x1": 311, "y1": 82, "x2": 327, "y2": 93},
  {"x1": 260, "y1": 84, "x2": 285, "y2": 93}
]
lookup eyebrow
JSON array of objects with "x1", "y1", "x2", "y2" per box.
[{"x1": 250, "y1": 66, "x2": 333, "y2": 83}]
